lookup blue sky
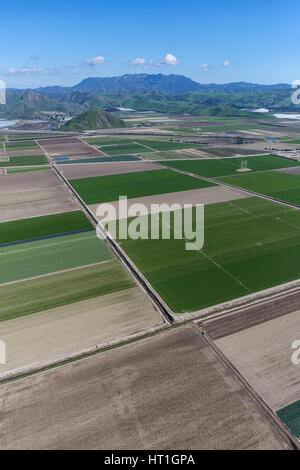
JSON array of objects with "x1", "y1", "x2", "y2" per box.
[{"x1": 1, "y1": 0, "x2": 300, "y2": 88}]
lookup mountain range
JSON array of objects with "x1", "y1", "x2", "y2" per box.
[
  {"x1": 35, "y1": 74, "x2": 291, "y2": 95},
  {"x1": 0, "y1": 74, "x2": 297, "y2": 120}
]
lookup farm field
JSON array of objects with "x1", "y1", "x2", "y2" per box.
[
  {"x1": 280, "y1": 138, "x2": 300, "y2": 144},
  {"x1": 161, "y1": 155, "x2": 300, "y2": 178},
  {"x1": 90, "y1": 186, "x2": 250, "y2": 220},
  {"x1": 277, "y1": 401, "x2": 300, "y2": 439},
  {"x1": 0, "y1": 327, "x2": 290, "y2": 450},
  {"x1": 134, "y1": 139, "x2": 204, "y2": 151},
  {"x1": 0, "y1": 210, "x2": 92, "y2": 245},
  {"x1": 7, "y1": 166, "x2": 51, "y2": 174},
  {"x1": 58, "y1": 155, "x2": 141, "y2": 164},
  {"x1": 216, "y1": 171, "x2": 300, "y2": 205},
  {"x1": 0, "y1": 286, "x2": 162, "y2": 379},
  {"x1": 5, "y1": 141, "x2": 39, "y2": 150},
  {"x1": 0, "y1": 169, "x2": 80, "y2": 222},
  {"x1": 59, "y1": 161, "x2": 158, "y2": 179},
  {"x1": 70, "y1": 169, "x2": 216, "y2": 205},
  {"x1": 0, "y1": 155, "x2": 48, "y2": 167},
  {"x1": 117, "y1": 197, "x2": 300, "y2": 313},
  {"x1": 38, "y1": 137, "x2": 101, "y2": 157},
  {"x1": 95, "y1": 139, "x2": 205, "y2": 156},
  {"x1": 0, "y1": 261, "x2": 132, "y2": 322},
  {"x1": 0, "y1": 231, "x2": 113, "y2": 285},
  {"x1": 100, "y1": 142, "x2": 153, "y2": 155},
  {"x1": 5, "y1": 148, "x2": 45, "y2": 157},
  {"x1": 215, "y1": 309, "x2": 300, "y2": 437},
  {"x1": 139, "y1": 150, "x2": 194, "y2": 160},
  {"x1": 7, "y1": 134, "x2": 64, "y2": 141},
  {"x1": 82, "y1": 137, "x2": 135, "y2": 146},
  {"x1": 199, "y1": 147, "x2": 269, "y2": 157}
]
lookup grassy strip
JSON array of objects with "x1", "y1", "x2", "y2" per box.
[
  {"x1": 0, "y1": 210, "x2": 92, "y2": 245},
  {"x1": 7, "y1": 166, "x2": 51, "y2": 174},
  {"x1": 5, "y1": 141, "x2": 39, "y2": 150},
  {"x1": 0, "y1": 155, "x2": 47, "y2": 167}
]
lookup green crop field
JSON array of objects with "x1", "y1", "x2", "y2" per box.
[
  {"x1": 161, "y1": 155, "x2": 300, "y2": 178},
  {"x1": 0, "y1": 261, "x2": 133, "y2": 322},
  {"x1": 70, "y1": 169, "x2": 216, "y2": 205},
  {"x1": 277, "y1": 400, "x2": 300, "y2": 438},
  {"x1": 7, "y1": 166, "x2": 51, "y2": 174},
  {"x1": 135, "y1": 139, "x2": 203, "y2": 151},
  {"x1": 139, "y1": 150, "x2": 193, "y2": 160},
  {"x1": 5, "y1": 141, "x2": 39, "y2": 150},
  {"x1": 0, "y1": 155, "x2": 48, "y2": 167},
  {"x1": 116, "y1": 197, "x2": 300, "y2": 313},
  {"x1": 0, "y1": 231, "x2": 114, "y2": 284},
  {"x1": 216, "y1": 171, "x2": 300, "y2": 205},
  {"x1": 280, "y1": 137, "x2": 300, "y2": 144},
  {"x1": 0, "y1": 210, "x2": 92, "y2": 245},
  {"x1": 100, "y1": 142, "x2": 152, "y2": 155}
]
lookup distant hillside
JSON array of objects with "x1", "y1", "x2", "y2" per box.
[
  {"x1": 2, "y1": 74, "x2": 299, "y2": 120},
  {"x1": 60, "y1": 109, "x2": 127, "y2": 131},
  {"x1": 1, "y1": 89, "x2": 81, "y2": 119}
]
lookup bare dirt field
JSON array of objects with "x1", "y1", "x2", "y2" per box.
[
  {"x1": 38, "y1": 137, "x2": 101, "y2": 157},
  {"x1": 0, "y1": 170, "x2": 79, "y2": 221},
  {"x1": 89, "y1": 185, "x2": 250, "y2": 220},
  {"x1": 199, "y1": 290, "x2": 300, "y2": 340},
  {"x1": 0, "y1": 327, "x2": 291, "y2": 450},
  {"x1": 5, "y1": 149, "x2": 45, "y2": 157},
  {"x1": 216, "y1": 309, "x2": 300, "y2": 411},
  {"x1": 179, "y1": 149, "x2": 212, "y2": 158},
  {"x1": 59, "y1": 161, "x2": 160, "y2": 179},
  {"x1": 0, "y1": 287, "x2": 163, "y2": 380}
]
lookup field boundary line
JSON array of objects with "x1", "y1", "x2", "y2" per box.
[
  {"x1": 193, "y1": 323, "x2": 300, "y2": 450},
  {"x1": 156, "y1": 161, "x2": 300, "y2": 210},
  {"x1": 0, "y1": 323, "x2": 167, "y2": 385},
  {"x1": 0, "y1": 227, "x2": 95, "y2": 249},
  {"x1": 0, "y1": 259, "x2": 114, "y2": 287},
  {"x1": 52, "y1": 163, "x2": 174, "y2": 326}
]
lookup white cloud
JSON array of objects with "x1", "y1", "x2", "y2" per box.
[
  {"x1": 131, "y1": 57, "x2": 147, "y2": 66},
  {"x1": 158, "y1": 53, "x2": 179, "y2": 66},
  {"x1": 201, "y1": 63, "x2": 209, "y2": 72},
  {"x1": 129, "y1": 54, "x2": 179, "y2": 68},
  {"x1": 221, "y1": 60, "x2": 230, "y2": 67},
  {"x1": 3, "y1": 67, "x2": 50, "y2": 75},
  {"x1": 85, "y1": 56, "x2": 105, "y2": 66}
]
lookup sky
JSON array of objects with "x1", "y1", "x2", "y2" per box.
[{"x1": 1, "y1": 0, "x2": 300, "y2": 88}]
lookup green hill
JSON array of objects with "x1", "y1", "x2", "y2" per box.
[{"x1": 60, "y1": 109, "x2": 127, "y2": 131}]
